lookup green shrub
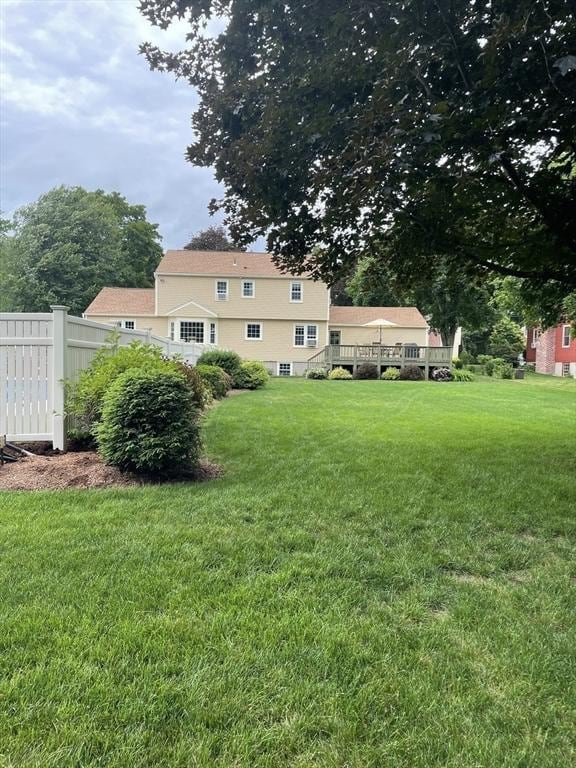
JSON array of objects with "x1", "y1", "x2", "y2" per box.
[
  {"x1": 354, "y1": 362, "x2": 379, "y2": 380},
  {"x1": 381, "y1": 367, "x2": 400, "y2": 380},
  {"x1": 69, "y1": 339, "x2": 177, "y2": 433},
  {"x1": 467, "y1": 364, "x2": 485, "y2": 375},
  {"x1": 494, "y1": 362, "x2": 514, "y2": 379},
  {"x1": 452, "y1": 358, "x2": 463, "y2": 369},
  {"x1": 477, "y1": 354, "x2": 493, "y2": 366},
  {"x1": 452, "y1": 368, "x2": 475, "y2": 382},
  {"x1": 171, "y1": 359, "x2": 212, "y2": 408},
  {"x1": 459, "y1": 350, "x2": 474, "y2": 365},
  {"x1": 196, "y1": 349, "x2": 242, "y2": 384},
  {"x1": 96, "y1": 369, "x2": 200, "y2": 476},
  {"x1": 306, "y1": 367, "x2": 327, "y2": 379},
  {"x1": 485, "y1": 357, "x2": 506, "y2": 376},
  {"x1": 398, "y1": 365, "x2": 425, "y2": 381},
  {"x1": 328, "y1": 367, "x2": 353, "y2": 380},
  {"x1": 196, "y1": 364, "x2": 232, "y2": 398},
  {"x1": 235, "y1": 360, "x2": 270, "y2": 389}
]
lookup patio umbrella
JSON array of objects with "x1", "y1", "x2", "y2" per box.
[{"x1": 363, "y1": 318, "x2": 395, "y2": 344}]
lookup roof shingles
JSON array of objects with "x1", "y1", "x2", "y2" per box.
[
  {"x1": 329, "y1": 306, "x2": 427, "y2": 328},
  {"x1": 156, "y1": 250, "x2": 298, "y2": 278},
  {"x1": 84, "y1": 287, "x2": 155, "y2": 316}
]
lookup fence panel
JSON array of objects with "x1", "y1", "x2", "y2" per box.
[{"x1": 1, "y1": 307, "x2": 215, "y2": 448}]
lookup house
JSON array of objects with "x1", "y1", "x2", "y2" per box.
[
  {"x1": 526, "y1": 324, "x2": 576, "y2": 378},
  {"x1": 84, "y1": 250, "x2": 450, "y2": 376}
]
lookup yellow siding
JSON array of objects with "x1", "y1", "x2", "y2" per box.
[
  {"x1": 330, "y1": 326, "x2": 428, "y2": 347},
  {"x1": 156, "y1": 274, "x2": 329, "y2": 320},
  {"x1": 84, "y1": 315, "x2": 168, "y2": 337},
  {"x1": 217, "y1": 319, "x2": 329, "y2": 362}
]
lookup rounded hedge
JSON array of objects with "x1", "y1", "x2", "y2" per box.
[
  {"x1": 235, "y1": 360, "x2": 270, "y2": 389},
  {"x1": 195, "y1": 363, "x2": 232, "y2": 399},
  {"x1": 328, "y1": 367, "x2": 353, "y2": 380},
  {"x1": 306, "y1": 367, "x2": 327, "y2": 379},
  {"x1": 96, "y1": 369, "x2": 200, "y2": 476},
  {"x1": 354, "y1": 362, "x2": 378, "y2": 380},
  {"x1": 196, "y1": 349, "x2": 242, "y2": 384},
  {"x1": 381, "y1": 367, "x2": 400, "y2": 380},
  {"x1": 398, "y1": 365, "x2": 425, "y2": 381}
]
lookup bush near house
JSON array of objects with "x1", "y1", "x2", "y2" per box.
[
  {"x1": 235, "y1": 360, "x2": 270, "y2": 390},
  {"x1": 96, "y1": 369, "x2": 200, "y2": 476},
  {"x1": 494, "y1": 362, "x2": 514, "y2": 380},
  {"x1": 196, "y1": 364, "x2": 232, "y2": 399},
  {"x1": 452, "y1": 358, "x2": 463, "y2": 369},
  {"x1": 432, "y1": 367, "x2": 453, "y2": 382},
  {"x1": 170, "y1": 359, "x2": 212, "y2": 409},
  {"x1": 353, "y1": 362, "x2": 379, "y2": 380},
  {"x1": 196, "y1": 349, "x2": 242, "y2": 385},
  {"x1": 398, "y1": 365, "x2": 425, "y2": 381},
  {"x1": 306, "y1": 368, "x2": 328, "y2": 379},
  {"x1": 69, "y1": 339, "x2": 180, "y2": 434},
  {"x1": 452, "y1": 368, "x2": 475, "y2": 382},
  {"x1": 328, "y1": 367, "x2": 353, "y2": 380},
  {"x1": 381, "y1": 367, "x2": 400, "y2": 380},
  {"x1": 485, "y1": 357, "x2": 507, "y2": 377}
]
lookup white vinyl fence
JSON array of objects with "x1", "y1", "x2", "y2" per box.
[{"x1": 1, "y1": 306, "x2": 213, "y2": 450}]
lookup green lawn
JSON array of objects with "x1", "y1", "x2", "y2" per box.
[{"x1": 1, "y1": 375, "x2": 575, "y2": 767}]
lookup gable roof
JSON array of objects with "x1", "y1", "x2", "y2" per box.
[
  {"x1": 84, "y1": 287, "x2": 155, "y2": 316},
  {"x1": 329, "y1": 306, "x2": 428, "y2": 328},
  {"x1": 156, "y1": 250, "x2": 304, "y2": 278}
]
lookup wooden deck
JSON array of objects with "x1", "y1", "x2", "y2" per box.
[{"x1": 307, "y1": 344, "x2": 453, "y2": 378}]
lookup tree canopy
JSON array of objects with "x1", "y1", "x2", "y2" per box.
[
  {"x1": 140, "y1": 0, "x2": 576, "y2": 318},
  {"x1": 1, "y1": 186, "x2": 163, "y2": 316},
  {"x1": 184, "y1": 224, "x2": 244, "y2": 251}
]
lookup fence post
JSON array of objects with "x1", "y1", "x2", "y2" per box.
[
  {"x1": 51, "y1": 305, "x2": 68, "y2": 451},
  {"x1": 145, "y1": 328, "x2": 152, "y2": 345}
]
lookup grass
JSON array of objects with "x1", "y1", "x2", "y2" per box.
[{"x1": 1, "y1": 374, "x2": 575, "y2": 767}]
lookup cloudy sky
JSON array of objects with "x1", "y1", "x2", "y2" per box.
[{"x1": 1, "y1": 0, "x2": 226, "y2": 248}]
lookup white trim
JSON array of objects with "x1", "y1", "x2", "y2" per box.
[
  {"x1": 561, "y1": 324, "x2": 571, "y2": 348},
  {"x1": 241, "y1": 279, "x2": 255, "y2": 298},
  {"x1": 245, "y1": 322, "x2": 263, "y2": 340},
  {"x1": 290, "y1": 281, "x2": 303, "y2": 303},
  {"x1": 215, "y1": 279, "x2": 229, "y2": 301},
  {"x1": 156, "y1": 271, "x2": 313, "y2": 281},
  {"x1": 166, "y1": 298, "x2": 218, "y2": 317},
  {"x1": 293, "y1": 322, "x2": 318, "y2": 348},
  {"x1": 277, "y1": 362, "x2": 293, "y2": 377},
  {"x1": 209, "y1": 321, "x2": 217, "y2": 345},
  {"x1": 171, "y1": 318, "x2": 207, "y2": 344},
  {"x1": 116, "y1": 319, "x2": 135, "y2": 330}
]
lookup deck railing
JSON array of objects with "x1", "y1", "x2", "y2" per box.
[{"x1": 307, "y1": 344, "x2": 453, "y2": 370}]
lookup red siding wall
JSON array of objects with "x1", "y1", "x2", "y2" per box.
[{"x1": 555, "y1": 325, "x2": 576, "y2": 363}]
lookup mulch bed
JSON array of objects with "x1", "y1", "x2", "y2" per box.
[{"x1": 0, "y1": 451, "x2": 222, "y2": 491}]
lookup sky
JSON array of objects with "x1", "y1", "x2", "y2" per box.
[{"x1": 0, "y1": 0, "x2": 227, "y2": 249}]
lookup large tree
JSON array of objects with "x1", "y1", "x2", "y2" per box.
[
  {"x1": 3, "y1": 187, "x2": 162, "y2": 316},
  {"x1": 346, "y1": 255, "x2": 496, "y2": 348},
  {"x1": 184, "y1": 224, "x2": 243, "y2": 251},
  {"x1": 140, "y1": 0, "x2": 576, "y2": 316}
]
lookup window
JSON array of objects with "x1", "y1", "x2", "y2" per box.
[
  {"x1": 329, "y1": 330, "x2": 341, "y2": 346},
  {"x1": 169, "y1": 321, "x2": 175, "y2": 341},
  {"x1": 245, "y1": 322, "x2": 262, "y2": 340},
  {"x1": 290, "y1": 281, "x2": 303, "y2": 302},
  {"x1": 123, "y1": 320, "x2": 135, "y2": 330},
  {"x1": 215, "y1": 280, "x2": 229, "y2": 300},
  {"x1": 531, "y1": 328, "x2": 541, "y2": 348},
  {"x1": 562, "y1": 363, "x2": 571, "y2": 377},
  {"x1": 242, "y1": 280, "x2": 255, "y2": 298},
  {"x1": 562, "y1": 325, "x2": 571, "y2": 348},
  {"x1": 179, "y1": 321, "x2": 204, "y2": 343},
  {"x1": 294, "y1": 324, "x2": 318, "y2": 347},
  {"x1": 278, "y1": 362, "x2": 292, "y2": 377},
  {"x1": 209, "y1": 322, "x2": 217, "y2": 344}
]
